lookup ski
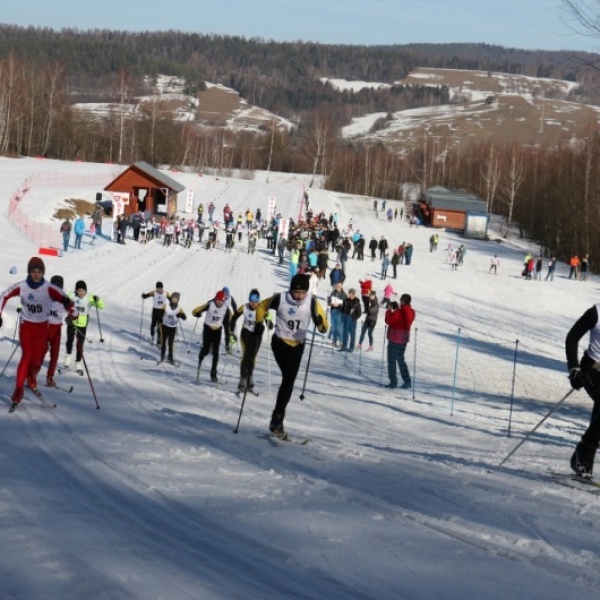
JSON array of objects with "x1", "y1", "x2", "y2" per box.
[
  {"x1": 27, "y1": 388, "x2": 57, "y2": 409},
  {"x1": 235, "y1": 389, "x2": 260, "y2": 397},
  {"x1": 8, "y1": 402, "x2": 19, "y2": 413},
  {"x1": 260, "y1": 432, "x2": 310, "y2": 446},
  {"x1": 45, "y1": 383, "x2": 74, "y2": 393},
  {"x1": 156, "y1": 359, "x2": 181, "y2": 368},
  {"x1": 549, "y1": 472, "x2": 600, "y2": 492}
]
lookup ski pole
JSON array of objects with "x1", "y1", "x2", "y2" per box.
[
  {"x1": 76, "y1": 337, "x2": 100, "y2": 409},
  {"x1": 498, "y1": 388, "x2": 574, "y2": 468},
  {"x1": 233, "y1": 386, "x2": 250, "y2": 434},
  {"x1": 186, "y1": 318, "x2": 199, "y2": 353},
  {"x1": 139, "y1": 298, "x2": 145, "y2": 342},
  {"x1": 299, "y1": 326, "x2": 317, "y2": 401},
  {"x1": 0, "y1": 343, "x2": 19, "y2": 379},
  {"x1": 178, "y1": 319, "x2": 187, "y2": 343},
  {"x1": 95, "y1": 304, "x2": 105, "y2": 343}
]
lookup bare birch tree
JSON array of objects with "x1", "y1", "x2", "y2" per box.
[{"x1": 499, "y1": 145, "x2": 525, "y2": 235}]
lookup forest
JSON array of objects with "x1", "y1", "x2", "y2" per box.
[{"x1": 0, "y1": 24, "x2": 599, "y2": 266}]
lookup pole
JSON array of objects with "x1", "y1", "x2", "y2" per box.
[
  {"x1": 95, "y1": 305, "x2": 105, "y2": 343},
  {"x1": 138, "y1": 298, "x2": 145, "y2": 342},
  {"x1": 498, "y1": 388, "x2": 574, "y2": 468},
  {"x1": 187, "y1": 318, "x2": 199, "y2": 354},
  {"x1": 0, "y1": 344, "x2": 19, "y2": 379},
  {"x1": 299, "y1": 326, "x2": 317, "y2": 401},
  {"x1": 233, "y1": 387, "x2": 250, "y2": 434},
  {"x1": 76, "y1": 336, "x2": 100, "y2": 409}
]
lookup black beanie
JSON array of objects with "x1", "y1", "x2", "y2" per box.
[
  {"x1": 156, "y1": 281, "x2": 164, "y2": 289},
  {"x1": 75, "y1": 280, "x2": 87, "y2": 291},
  {"x1": 50, "y1": 275, "x2": 64, "y2": 289},
  {"x1": 290, "y1": 274, "x2": 310, "y2": 292}
]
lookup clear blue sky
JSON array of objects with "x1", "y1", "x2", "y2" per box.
[{"x1": 2, "y1": 0, "x2": 598, "y2": 53}]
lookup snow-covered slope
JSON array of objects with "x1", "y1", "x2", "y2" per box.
[{"x1": 0, "y1": 157, "x2": 598, "y2": 599}]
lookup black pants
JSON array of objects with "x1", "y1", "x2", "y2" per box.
[
  {"x1": 240, "y1": 328, "x2": 262, "y2": 380},
  {"x1": 577, "y1": 354, "x2": 600, "y2": 469},
  {"x1": 150, "y1": 308, "x2": 163, "y2": 340},
  {"x1": 160, "y1": 325, "x2": 176, "y2": 360},
  {"x1": 198, "y1": 325, "x2": 222, "y2": 375},
  {"x1": 66, "y1": 322, "x2": 87, "y2": 361},
  {"x1": 271, "y1": 335, "x2": 305, "y2": 417}
]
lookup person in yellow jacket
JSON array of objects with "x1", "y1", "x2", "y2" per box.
[
  {"x1": 63, "y1": 280, "x2": 105, "y2": 375},
  {"x1": 255, "y1": 273, "x2": 328, "y2": 436}
]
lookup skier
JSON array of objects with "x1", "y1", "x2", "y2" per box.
[
  {"x1": 230, "y1": 289, "x2": 272, "y2": 393},
  {"x1": 0, "y1": 257, "x2": 75, "y2": 411},
  {"x1": 141, "y1": 282, "x2": 170, "y2": 345},
  {"x1": 44, "y1": 275, "x2": 67, "y2": 387},
  {"x1": 255, "y1": 273, "x2": 328, "y2": 436},
  {"x1": 63, "y1": 280, "x2": 104, "y2": 375},
  {"x1": 159, "y1": 292, "x2": 186, "y2": 365},
  {"x1": 565, "y1": 303, "x2": 600, "y2": 479},
  {"x1": 191, "y1": 290, "x2": 232, "y2": 382}
]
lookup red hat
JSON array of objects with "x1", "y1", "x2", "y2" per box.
[
  {"x1": 215, "y1": 291, "x2": 226, "y2": 302},
  {"x1": 27, "y1": 256, "x2": 45, "y2": 274}
]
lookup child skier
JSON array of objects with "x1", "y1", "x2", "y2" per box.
[
  {"x1": 159, "y1": 292, "x2": 186, "y2": 365},
  {"x1": 45, "y1": 275, "x2": 67, "y2": 387},
  {"x1": 0, "y1": 257, "x2": 75, "y2": 411},
  {"x1": 191, "y1": 290, "x2": 232, "y2": 382},
  {"x1": 64, "y1": 280, "x2": 105, "y2": 375},
  {"x1": 141, "y1": 282, "x2": 170, "y2": 345}
]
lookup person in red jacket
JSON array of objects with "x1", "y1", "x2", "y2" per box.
[
  {"x1": 384, "y1": 293, "x2": 416, "y2": 389},
  {"x1": 0, "y1": 257, "x2": 76, "y2": 411}
]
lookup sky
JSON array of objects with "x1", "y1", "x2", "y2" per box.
[
  {"x1": 2, "y1": 0, "x2": 599, "y2": 53},
  {"x1": 1, "y1": 156, "x2": 600, "y2": 599}
]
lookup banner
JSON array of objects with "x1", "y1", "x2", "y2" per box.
[
  {"x1": 278, "y1": 218, "x2": 290, "y2": 240},
  {"x1": 185, "y1": 189, "x2": 194, "y2": 214},
  {"x1": 268, "y1": 196, "x2": 277, "y2": 217}
]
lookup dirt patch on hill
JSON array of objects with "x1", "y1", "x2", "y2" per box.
[
  {"x1": 196, "y1": 86, "x2": 243, "y2": 123},
  {"x1": 53, "y1": 198, "x2": 97, "y2": 221}
]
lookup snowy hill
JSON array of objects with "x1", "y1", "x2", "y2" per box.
[
  {"x1": 0, "y1": 157, "x2": 599, "y2": 599},
  {"x1": 337, "y1": 67, "x2": 599, "y2": 153}
]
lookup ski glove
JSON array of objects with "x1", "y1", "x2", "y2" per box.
[
  {"x1": 569, "y1": 368, "x2": 586, "y2": 391},
  {"x1": 314, "y1": 315, "x2": 323, "y2": 327},
  {"x1": 229, "y1": 333, "x2": 237, "y2": 345},
  {"x1": 93, "y1": 295, "x2": 100, "y2": 303},
  {"x1": 141, "y1": 293, "x2": 148, "y2": 299},
  {"x1": 254, "y1": 322, "x2": 265, "y2": 335},
  {"x1": 16, "y1": 307, "x2": 22, "y2": 313}
]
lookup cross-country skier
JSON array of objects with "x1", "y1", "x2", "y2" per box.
[
  {"x1": 0, "y1": 257, "x2": 76, "y2": 411},
  {"x1": 63, "y1": 280, "x2": 104, "y2": 375},
  {"x1": 230, "y1": 289, "x2": 273, "y2": 393},
  {"x1": 141, "y1": 281, "x2": 170, "y2": 345},
  {"x1": 255, "y1": 273, "x2": 328, "y2": 436},
  {"x1": 159, "y1": 292, "x2": 186, "y2": 365},
  {"x1": 565, "y1": 303, "x2": 600, "y2": 479},
  {"x1": 191, "y1": 290, "x2": 232, "y2": 382}
]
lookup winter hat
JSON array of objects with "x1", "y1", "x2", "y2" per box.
[
  {"x1": 248, "y1": 289, "x2": 260, "y2": 302},
  {"x1": 27, "y1": 256, "x2": 45, "y2": 274},
  {"x1": 215, "y1": 290, "x2": 226, "y2": 302},
  {"x1": 75, "y1": 280, "x2": 87, "y2": 291},
  {"x1": 290, "y1": 274, "x2": 310, "y2": 292},
  {"x1": 50, "y1": 275, "x2": 64, "y2": 289},
  {"x1": 222, "y1": 286, "x2": 230, "y2": 297},
  {"x1": 170, "y1": 291, "x2": 181, "y2": 301},
  {"x1": 156, "y1": 281, "x2": 164, "y2": 289}
]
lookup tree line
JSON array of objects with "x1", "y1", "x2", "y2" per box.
[{"x1": 0, "y1": 28, "x2": 599, "y2": 268}]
